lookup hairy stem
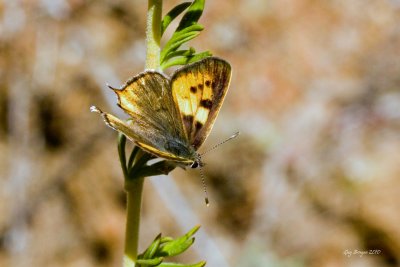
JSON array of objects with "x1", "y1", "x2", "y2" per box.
[
  {"x1": 145, "y1": 0, "x2": 163, "y2": 70},
  {"x1": 123, "y1": 1, "x2": 163, "y2": 266}
]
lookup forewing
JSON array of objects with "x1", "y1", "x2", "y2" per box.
[
  {"x1": 92, "y1": 71, "x2": 190, "y2": 161},
  {"x1": 171, "y1": 57, "x2": 231, "y2": 149},
  {"x1": 115, "y1": 71, "x2": 186, "y2": 142}
]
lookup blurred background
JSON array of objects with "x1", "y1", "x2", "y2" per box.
[{"x1": 1, "y1": 0, "x2": 400, "y2": 266}]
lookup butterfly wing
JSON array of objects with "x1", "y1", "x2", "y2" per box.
[
  {"x1": 92, "y1": 71, "x2": 193, "y2": 163},
  {"x1": 171, "y1": 57, "x2": 232, "y2": 150}
]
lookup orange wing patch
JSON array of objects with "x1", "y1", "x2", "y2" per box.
[{"x1": 171, "y1": 57, "x2": 231, "y2": 149}]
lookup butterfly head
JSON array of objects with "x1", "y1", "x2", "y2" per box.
[{"x1": 190, "y1": 153, "x2": 204, "y2": 169}]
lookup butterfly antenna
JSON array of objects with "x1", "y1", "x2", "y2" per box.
[
  {"x1": 200, "y1": 132, "x2": 240, "y2": 156},
  {"x1": 199, "y1": 165, "x2": 210, "y2": 206}
]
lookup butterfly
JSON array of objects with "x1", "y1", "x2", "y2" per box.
[{"x1": 91, "y1": 57, "x2": 232, "y2": 169}]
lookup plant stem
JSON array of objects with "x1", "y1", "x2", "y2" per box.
[
  {"x1": 123, "y1": 177, "x2": 145, "y2": 267},
  {"x1": 145, "y1": 0, "x2": 163, "y2": 70},
  {"x1": 123, "y1": 1, "x2": 162, "y2": 266}
]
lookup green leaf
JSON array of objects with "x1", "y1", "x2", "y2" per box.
[
  {"x1": 186, "y1": 51, "x2": 212, "y2": 62},
  {"x1": 184, "y1": 225, "x2": 201, "y2": 237},
  {"x1": 158, "y1": 261, "x2": 206, "y2": 267},
  {"x1": 160, "y1": 32, "x2": 201, "y2": 63},
  {"x1": 156, "y1": 226, "x2": 200, "y2": 257},
  {"x1": 160, "y1": 236, "x2": 174, "y2": 244},
  {"x1": 158, "y1": 238, "x2": 194, "y2": 257},
  {"x1": 127, "y1": 146, "x2": 140, "y2": 170},
  {"x1": 118, "y1": 133, "x2": 128, "y2": 179},
  {"x1": 137, "y1": 226, "x2": 204, "y2": 267},
  {"x1": 174, "y1": 23, "x2": 204, "y2": 35},
  {"x1": 135, "y1": 160, "x2": 177, "y2": 177},
  {"x1": 160, "y1": 0, "x2": 207, "y2": 68},
  {"x1": 128, "y1": 150, "x2": 154, "y2": 179},
  {"x1": 162, "y1": 47, "x2": 196, "y2": 63},
  {"x1": 161, "y1": 51, "x2": 212, "y2": 69},
  {"x1": 160, "y1": 24, "x2": 204, "y2": 63},
  {"x1": 176, "y1": 0, "x2": 205, "y2": 31},
  {"x1": 136, "y1": 257, "x2": 164, "y2": 266},
  {"x1": 142, "y1": 234, "x2": 162, "y2": 259},
  {"x1": 162, "y1": 2, "x2": 192, "y2": 35}
]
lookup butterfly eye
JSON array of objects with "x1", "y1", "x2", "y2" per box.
[{"x1": 191, "y1": 161, "x2": 199, "y2": 169}]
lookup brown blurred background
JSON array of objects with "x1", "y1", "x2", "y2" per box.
[{"x1": 1, "y1": 0, "x2": 400, "y2": 266}]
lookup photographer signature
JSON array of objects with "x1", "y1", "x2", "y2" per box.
[{"x1": 343, "y1": 249, "x2": 381, "y2": 257}]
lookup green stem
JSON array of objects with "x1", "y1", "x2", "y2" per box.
[
  {"x1": 123, "y1": 177, "x2": 145, "y2": 267},
  {"x1": 145, "y1": 0, "x2": 163, "y2": 70},
  {"x1": 123, "y1": 1, "x2": 162, "y2": 266}
]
